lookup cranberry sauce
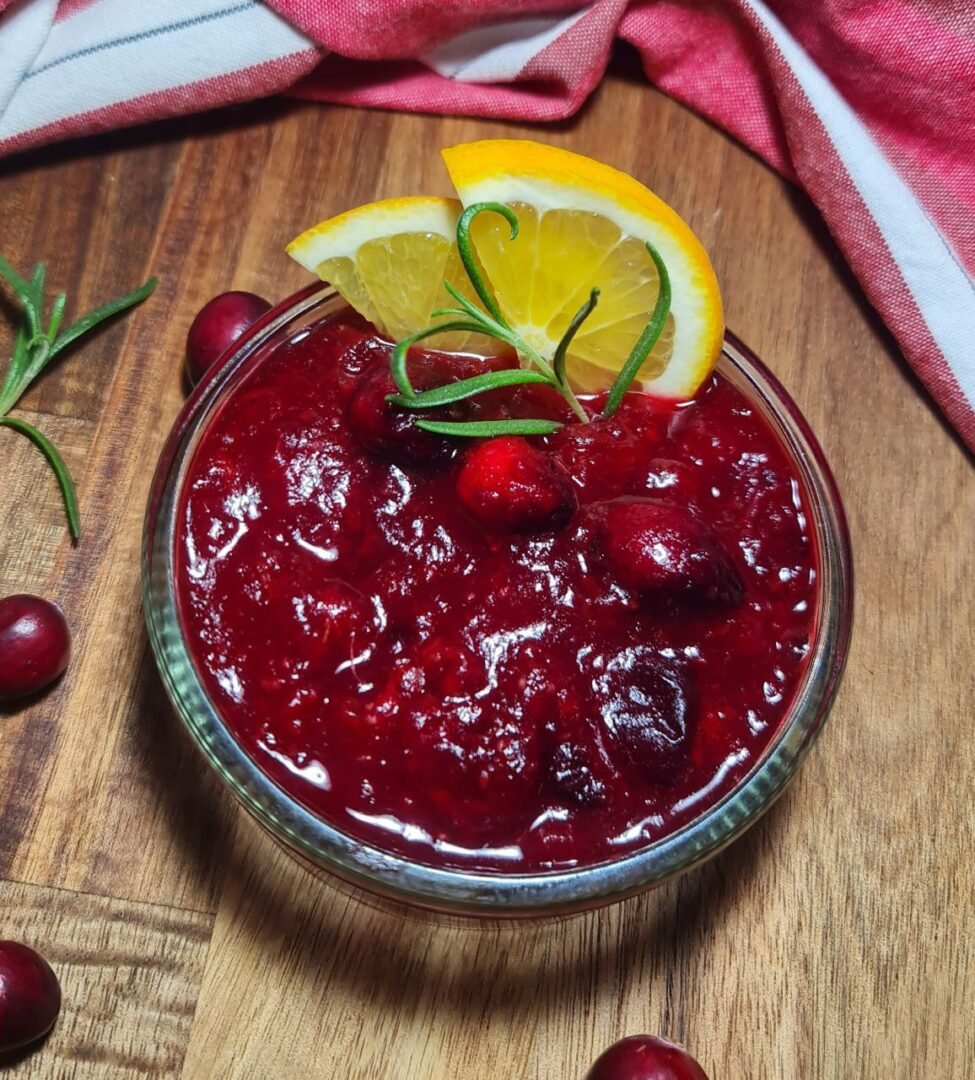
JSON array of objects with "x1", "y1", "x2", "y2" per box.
[{"x1": 176, "y1": 312, "x2": 816, "y2": 873}]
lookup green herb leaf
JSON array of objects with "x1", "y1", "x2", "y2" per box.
[
  {"x1": 0, "y1": 324, "x2": 30, "y2": 413},
  {"x1": 47, "y1": 292, "x2": 67, "y2": 342},
  {"x1": 0, "y1": 416, "x2": 80, "y2": 541},
  {"x1": 602, "y1": 242, "x2": 672, "y2": 418},
  {"x1": 0, "y1": 253, "x2": 31, "y2": 297},
  {"x1": 23, "y1": 264, "x2": 46, "y2": 342},
  {"x1": 415, "y1": 417, "x2": 563, "y2": 437},
  {"x1": 553, "y1": 287, "x2": 599, "y2": 391},
  {"x1": 0, "y1": 254, "x2": 156, "y2": 539},
  {"x1": 456, "y1": 202, "x2": 517, "y2": 326},
  {"x1": 438, "y1": 278, "x2": 570, "y2": 390},
  {"x1": 440, "y1": 280, "x2": 493, "y2": 324},
  {"x1": 388, "y1": 368, "x2": 550, "y2": 410},
  {"x1": 50, "y1": 276, "x2": 156, "y2": 360},
  {"x1": 390, "y1": 320, "x2": 491, "y2": 398}
]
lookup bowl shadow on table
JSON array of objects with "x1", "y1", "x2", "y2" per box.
[
  {"x1": 219, "y1": 797, "x2": 795, "y2": 1039},
  {"x1": 129, "y1": 643, "x2": 239, "y2": 904},
  {"x1": 150, "y1": 660, "x2": 795, "y2": 1036}
]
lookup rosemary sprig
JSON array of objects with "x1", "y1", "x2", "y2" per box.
[
  {"x1": 0, "y1": 415, "x2": 79, "y2": 535},
  {"x1": 416, "y1": 418, "x2": 563, "y2": 437},
  {"x1": 0, "y1": 254, "x2": 156, "y2": 540},
  {"x1": 602, "y1": 241, "x2": 671, "y2": 418},
  {"x1": 386, "y1": 202, "x2": 673, "y2": 437},
  {"x1": 388, "y1": 368, "x2": 550, "y2": 410}
]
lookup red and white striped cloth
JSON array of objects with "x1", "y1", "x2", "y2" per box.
[{"x1": 1, "y1": 0, "x2": 973, "y2": 452}]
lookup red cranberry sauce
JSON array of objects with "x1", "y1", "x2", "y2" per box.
[{"x1": 176, "y1": 312, "x2": 816, "y2": 872}]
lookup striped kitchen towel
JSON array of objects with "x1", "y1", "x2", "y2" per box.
[{"x1": 1, "y1": 0, "x2": 972, "y2": 453}]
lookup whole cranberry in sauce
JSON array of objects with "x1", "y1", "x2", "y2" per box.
[
  {"x1": 0, "y1": 595, "x2": 71, "y2": 701},
  {"x1": 593, "y1": 499, "x2": 743, "y2": 606},
  {"x1": 347, "y1": 348, "x2": 522, "y2": 467},
  {"x1": 594, "y1": 648, "x2": 696, "y2": 783},
  {"x1": 584, "y1": 1035, "x2": 710, "y2": 1080},
  {"x1": 185, "y1": 291, "x2": 272, "y2": 384},
  {"x1": 0, "y1": 942, "x2": 61, "y2": 1055},
  {"x1": 456, "y1": 436, "x2": 577, "y2": 533},
  {"x1": 346, "y1": 360, "x2": 452, "y2": 465}
]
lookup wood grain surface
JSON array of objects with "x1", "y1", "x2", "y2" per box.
[{"x1": 1, "y1": 59, "x2": 973, "y2": 1079}]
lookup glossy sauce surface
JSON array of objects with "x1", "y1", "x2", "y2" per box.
[{"x1": 177, "y1": 313, "x2": 817, "y2": 872}]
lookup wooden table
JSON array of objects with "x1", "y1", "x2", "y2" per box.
[{"x1": 1, "y1": 59, "x2": 973, "y2": 1080}]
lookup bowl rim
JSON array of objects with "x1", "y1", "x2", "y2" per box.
[{"x1": 143, "y1": 282, "x2": 853, "y2": 918}]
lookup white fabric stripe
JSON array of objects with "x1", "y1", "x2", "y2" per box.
[
  {"x1": 27, "y1": 0, "x2": 253, "y2": 70},
  {"x1": 0, "y1": 0, "x2": 57, "y2": 117},
  {"x1": 745, "y1": 0, "x2": 975, "y2": 412},
  {"x1": 0, "y1": 0, "x2": 313, "y2": 141},
  {"x1": 424, "y1": 6, "x2": 589, "y2": 83}
]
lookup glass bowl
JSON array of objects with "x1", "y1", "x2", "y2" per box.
[{"x1": 143, "y1": 283, "x2": 853, "y2": 919}]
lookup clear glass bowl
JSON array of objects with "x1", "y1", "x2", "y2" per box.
[{"x1": 143, "y1": 283, "x2": 853, "y2": 918}]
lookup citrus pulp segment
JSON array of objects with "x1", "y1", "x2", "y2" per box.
[
  {"x1": 286, "y1": 196, "x2": 489, "y2": 350},
  {"x1": 441, "y1": 139, "x2": 724, "y2": 399}
]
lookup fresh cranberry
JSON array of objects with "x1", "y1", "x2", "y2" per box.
[
  {"x1": 0, "y1": 596, "x2": 71, "y2": 701},
  {"x1": 347, "y1": 362, "x2": 452, "y2": 466},
  {"x1": 585, "y1": 1035, "x2": 709, "y2": 1080},
  {"x1": 0, "y1": 942, "x2": 61, "y2": 1055},
  {"x1": 456, "y1": 437, "x2": 577, "y2": 533},
  {"x1": 186, "y1": 291, "x2": 272, "y2": 384},
  {"x1": 594, "y1": 648, "x2": 695, "y2": 782},
  {"x1": 595, "y1": 499, "x2": 743, "y2": 606}
]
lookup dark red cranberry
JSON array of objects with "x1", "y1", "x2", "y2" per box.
[
  {"x1": 347, "y1": 362, "x2": 452, "y2": 466},
  {"x1": 585, "y1": 1035, "x2": 709, "y2": 1080},
  {"x1": 186, "y1": 291, "x2": 272, "y2": 384},
  {"x1": 0, "y1": 596, "x2": 71, "y2": 701},
  {"x1": 596, "y1": 499, "x2": 743, "y2": 606},
  {"x1": 594, "y1": 648, "x2": 695, "y2": 782},
  {"x1": 549, "y1": 418, "x2": 641, "y2": 503},
  {"x1": 548, "y1": 738, "x2": 609, "y2": 807},
  {"x1": 456, "y1": 437, "x2": 577, "y2": 533},
  {"x1": 0, "y1": 942, "x2": 61, "y2": 1054}
]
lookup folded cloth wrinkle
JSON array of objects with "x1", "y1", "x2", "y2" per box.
[{"x1": 0, "y1": 0, "x2": 971, "y2": 450}]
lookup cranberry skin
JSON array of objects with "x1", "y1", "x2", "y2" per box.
[
  {"x1": 0, "y1": 942, "x2": 61, "y2": 1054},
  {"x1": 585, "y1": 1036, "x2": 709, "y2": 1080},
  {"x1": 548, "y1": 738, "x2": 609, "y2": 807},
  {"x1": 598, "y1": 499, "x2": 743, "y2": 606},
  {"x1": 186, "y1": 291, "x2": 272, "y2": 384},
  {"x1": 347, "y1": 363, "x2": 452, "y2": 466},
  {"x1": 594, "y1": 648, "x2": 696, "y2": 782},
  {"x1": 457, "y1": 437, "x2": 577, "y2": 533},
  {"x1": 0, "y1": 596, "x2": 71, "y2": 701}
]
